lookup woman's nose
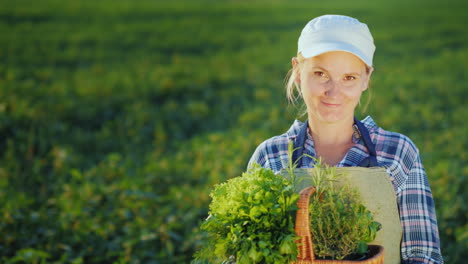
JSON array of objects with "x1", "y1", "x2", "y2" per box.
[{"x1": 324, "y1": 81, "x2": 340, "y2": 97}]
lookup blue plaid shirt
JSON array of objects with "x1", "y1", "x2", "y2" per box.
[{"x1": 248, "y1": 116, "x2": 443, "y2": 263}]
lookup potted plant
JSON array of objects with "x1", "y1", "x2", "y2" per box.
[
  {"x1": 192, "y1": 164, "x2": 300, "y2": 264},
  {"x1": 291, "y1": 160, "x2": 384, "y2": 263},
  {"x1": 193, "y1": 144, "x2": 383, "y2": 263}
]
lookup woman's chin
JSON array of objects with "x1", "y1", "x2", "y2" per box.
[{"x1": 312, "y1": 112, "x2": 350, "y2": 124}]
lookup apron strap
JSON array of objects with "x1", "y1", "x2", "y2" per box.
[
  {"x1": 292, "y1": 119, "x2": 309, "y2": 167},
  {"x1": 291, "y1": 118, "x2": 378, "y2": 167},
  {"x1": 354, "y1": 117, "x2": 378, "y2": 167}
]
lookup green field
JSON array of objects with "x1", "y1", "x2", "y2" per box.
[{"x1": 1, "y1": 0, "x2": 467, "y2": 263}]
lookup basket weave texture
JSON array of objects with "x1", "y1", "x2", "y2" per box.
[{"x1": 293, "y1": 186, "x2": 384, "y2": 264}]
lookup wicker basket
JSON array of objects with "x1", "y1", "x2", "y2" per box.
[{"x1": 293, "y1": 186, "x2": 384, "y2": 264}]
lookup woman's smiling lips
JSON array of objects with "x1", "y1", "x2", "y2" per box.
[{"x1": 322, "y1": 101, "x2": 341, "y2": 107}]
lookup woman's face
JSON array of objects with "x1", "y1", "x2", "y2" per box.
[{"x1": 295, "y1": 51, "x2": 373, "y2": 124}]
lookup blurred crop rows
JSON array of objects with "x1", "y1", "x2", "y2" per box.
[{"x1": 0, "y1": 0, "x2": 467, "y2": 263}]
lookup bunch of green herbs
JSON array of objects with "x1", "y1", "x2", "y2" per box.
[
  {"x1": 193, "y1": 164, "x2": 299, "y2": 264},
  {"x1": 308, "y1": 160, "x2": 382, "y2": 260}
]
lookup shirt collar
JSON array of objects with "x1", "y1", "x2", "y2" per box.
[
  {"x1": 285, "y1": 116, "x2": 378, "y2": 167},
  {"x1": 287, "y1": 116, "x2": 378, "y2": 138}
]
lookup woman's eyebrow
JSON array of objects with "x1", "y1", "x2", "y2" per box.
[
  {"x1": 344, "y1": 72, "x2": 361, "y2": 76},
  {"x1": 308, "y1": 66, "x2": 328, "y2": 72},
  {"x1": 308, "y1": 67, "x2": 361, "y2": 76}
]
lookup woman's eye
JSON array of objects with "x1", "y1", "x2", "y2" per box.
[{"x1": 314, "y1": 71, "x2": 326, "y2": 78}]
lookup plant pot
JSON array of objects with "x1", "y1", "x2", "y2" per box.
[{"x1": 292, "y1": 186, "x2": 384, "y2": 264}]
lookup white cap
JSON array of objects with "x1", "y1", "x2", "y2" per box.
[{"x1": 298, "y1": 15, "x2": 376, "y2": 67}]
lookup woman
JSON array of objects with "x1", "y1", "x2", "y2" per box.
[{"x1": 248, "y1": 15, "x2": 443, "y2": 263}]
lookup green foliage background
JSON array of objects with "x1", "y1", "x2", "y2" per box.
[{"x1": 1, "y1": 0, "x2": 466, "y2": 263}]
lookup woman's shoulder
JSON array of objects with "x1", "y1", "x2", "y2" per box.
[
  {"x1": 362, "y1": 116, "x2": 419, "y2": 153},
  {"x1": 248, "y1": 120, "x2": 305, "y2": 171},
  {"x1": 362, "y1": 116, "x2": 421, "y2": 183},
  {"x1": 256, "y1": 120, "x2": 305, "y2": 149}
]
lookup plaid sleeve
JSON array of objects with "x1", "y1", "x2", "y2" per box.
[
  {"x1": 247, "y1": 141, "x2": 270, "y2": 171},
  {"x1": 398, "y1": 147, "x2": 444, "y2": 263},
  {"x1": 247, "y1": 136, "x2": 291, "y2": 173}
]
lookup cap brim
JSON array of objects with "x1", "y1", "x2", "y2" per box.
[{"x1": 300, "y1": 42, "x2": 372, "y2": 67}]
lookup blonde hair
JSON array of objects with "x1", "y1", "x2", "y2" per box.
[
  {"x1": 284, "y1": 53, "x2": 373, "y2": 113},
  {"x1": 285, "y1": 53, "x2": 305, "y2": 105}
]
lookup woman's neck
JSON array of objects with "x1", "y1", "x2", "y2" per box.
[
  {"x1": 308, "y1": 115, "x2": 355, "y2": 165},
  {"x1": 308, "y1": 116, "x2": 354, "y2": 145}
]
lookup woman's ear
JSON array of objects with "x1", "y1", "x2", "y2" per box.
[
  {"x1": 291, "y1": 57, "x2": 301, "y2": 84},
  {"x1": 362, "y1": 66, "x2": 374, "y2": 91},
  {"x1": 368, "y1": 66, "x2": 374, "y2": 76}
]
